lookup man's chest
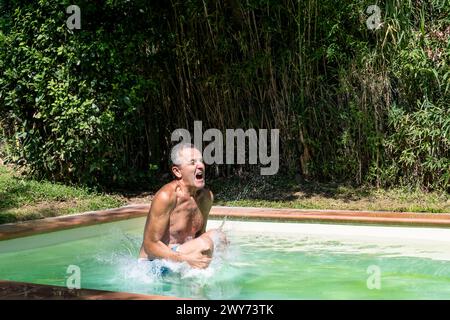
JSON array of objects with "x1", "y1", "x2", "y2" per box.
[{"x1": 170, "y1": 198, "x2": 204, "y2": 233}]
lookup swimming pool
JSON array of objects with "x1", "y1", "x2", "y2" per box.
[{"x1": 0, "y1": 217, "x2": 449, "y2": 299}]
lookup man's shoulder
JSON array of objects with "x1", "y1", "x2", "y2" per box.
[{"x1": 153, "y1": 182, "x2": 178, "y2": 204}]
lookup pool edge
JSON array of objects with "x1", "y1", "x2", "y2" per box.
[
  {"x1": 0, "y1": 280, "x2": 187, "y2": 300},
  {"x1": 1, "y1": 204, "x2": 450, "y2": 241}
]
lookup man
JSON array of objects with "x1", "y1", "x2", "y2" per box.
[{"x1": 139, "y1": 143, "x2": 226, "y2": 269}]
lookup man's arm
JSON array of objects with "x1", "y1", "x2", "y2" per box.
[{"x1": 141, "y1": 190, "x2": 183, "y2": 262}]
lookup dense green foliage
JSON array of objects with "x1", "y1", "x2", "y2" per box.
[{"x1": 0, "y1": 0, "x2": 449, "y2": 190}]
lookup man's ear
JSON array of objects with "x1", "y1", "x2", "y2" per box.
[{"x1": 172, "y1": 165, "x2": 182, "y2": 179}]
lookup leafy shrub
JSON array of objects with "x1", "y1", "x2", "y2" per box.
[{"x1": 0, "y1": 0, "x2": 449, "y2": 191}]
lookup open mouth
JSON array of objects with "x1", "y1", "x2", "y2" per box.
[{"x1": 195, "y1": 172, "x2": 204, "y2": 181}]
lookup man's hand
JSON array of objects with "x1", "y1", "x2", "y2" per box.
[{"x1": 182, "y1": 251, "x2": 212, "y2": 269}]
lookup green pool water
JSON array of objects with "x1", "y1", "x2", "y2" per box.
[{"x1": 0, "y1": 217, "x2": 449, "y2": 299}]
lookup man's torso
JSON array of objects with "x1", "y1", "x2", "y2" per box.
[{"x1": 154, "y1": 181, "x2": 210, "y2": 246}]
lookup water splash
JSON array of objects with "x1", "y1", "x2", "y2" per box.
[{"x1": 90, "y1": 227, "x2": 243, "y2": 298}]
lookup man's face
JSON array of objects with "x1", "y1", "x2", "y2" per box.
[{"x1": 174, "y1": 147, "x2": 205, "y2": 189}]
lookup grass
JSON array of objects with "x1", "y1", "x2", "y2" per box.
[
  {"x1": 210, "y1": 175, "x2": 450, "y2": 214},
  {"x1": 1, "y1": 163, "x2": 449, "y2": 225},
  {"x1": 0, "y1": 164, "x2": 125, "y2": 224}
]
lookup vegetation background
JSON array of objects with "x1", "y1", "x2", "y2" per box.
[{"x1": 0, "y1": 0, "x2": 449, "y2": 193}]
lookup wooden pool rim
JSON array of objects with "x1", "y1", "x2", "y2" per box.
[
  {"x1": 1, "y1": 204, "x2": 450, "y2": 300},
  {"x1": 0, "y1": 280, "x2": 187, "y2": 300},
  {"x1": 1, "y1": 204, "x2": 450, "y2": 242}
]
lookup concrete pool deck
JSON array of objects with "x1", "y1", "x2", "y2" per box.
[{"x1": 1, "y1": 204, "x2": 450, "y2": 299}]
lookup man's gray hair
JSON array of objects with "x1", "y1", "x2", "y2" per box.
[{"x1": 170, "y1": 142, "x2": 199, "y2": 166}]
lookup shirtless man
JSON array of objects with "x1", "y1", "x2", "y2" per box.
[{"x1": 139, "y1": 143, "x2": 226, "y2": 269}]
